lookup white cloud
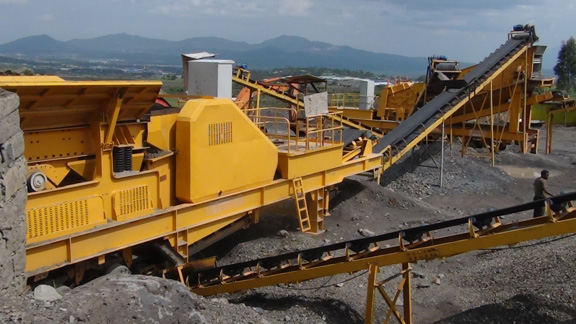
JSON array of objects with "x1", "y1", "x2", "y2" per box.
[
  {"x1": 151, "y1": 0, "x2": 312, "y2": 17},
  {"x1": 278, "y1": 0, "x2": 312, "y2": 16},
  {"x1": 0, "y1": 0, "x2": 28, "y2": 3},
  {"x1": 40, "y1": 13, "x2": 54, "y2": 21}
]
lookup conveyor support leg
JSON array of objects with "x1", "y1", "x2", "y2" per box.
[
  {"x1": 306, "y1": 188, "x2": 329, "y2": 234},
  {"x1": 365, "y1": 263, "x2": 412, "y2": 324}
]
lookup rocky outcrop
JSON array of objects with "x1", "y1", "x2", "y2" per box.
[{"x1": 0, "y1": 88, "x2": 26, "y2": 299}]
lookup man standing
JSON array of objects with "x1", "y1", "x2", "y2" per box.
[{"x1": 533, "y1": 169, "x2": 553, "y2": 217}]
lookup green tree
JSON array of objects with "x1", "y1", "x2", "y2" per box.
[{"x1": 554, "y1": 37, "x2": 576, "y2": 92}]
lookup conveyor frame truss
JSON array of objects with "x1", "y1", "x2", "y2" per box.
[
  {"x1": 449, "y1": 49, "x2": 553, "y2": 157},
  {"x1": 232, "y1": 67, "x2": 384, "y2": 137},
  {"x1": 175, "y1": 193, "x2": 576, "y2": 324},
  {"x1": 374, "y1": 27, "x2": 549, "y2": 171}
]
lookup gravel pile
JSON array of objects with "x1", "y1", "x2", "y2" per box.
[
  {"x1": 1, "y1": 274, "x2": 275, "y2": 324},
  {"x1": 384, "y1": 144, "x2": 514, "y2": 199},
  {"x1": 436, "y1": 294, "x2": 574, "y2": 324}
]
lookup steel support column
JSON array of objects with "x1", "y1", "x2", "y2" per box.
[{"x1": 364, "y1": 263, "x2": 412, "y2": 324}]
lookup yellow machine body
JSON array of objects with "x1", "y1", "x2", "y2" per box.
[
  {"x1": 376, "y1": 82, "x2": 426, "y2": 121},
  {"x1": 0, "y1": 76, "x2": 382, "y2": 278},
  {"x1": 175, "y1": 99, "x2": 278, "y2": 203}
]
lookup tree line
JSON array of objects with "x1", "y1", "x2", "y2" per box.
[{"x1": 554, "y1": 37, "x2": 576, "y2": 95}]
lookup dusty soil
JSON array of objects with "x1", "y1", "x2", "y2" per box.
[{"x1": 1, "y1": 125, "x2": 575, "y2": 323}]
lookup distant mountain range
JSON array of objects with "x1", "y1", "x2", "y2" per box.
[{"x1": 0, "y1": 34, "x2": 431, "y2": 76}]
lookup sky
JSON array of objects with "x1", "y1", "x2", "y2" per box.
[{"x1": 0, "y1": 0, "x2": 574, "y2": 66}]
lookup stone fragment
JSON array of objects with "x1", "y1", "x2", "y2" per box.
[{"x1": 34, "y1": 285, "x2": 62, "y2": 302}]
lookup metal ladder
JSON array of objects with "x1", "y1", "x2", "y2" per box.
[
  {"x1": 318, "y1": 188, "x2": 330, "y2": 217},
  {"x1": 292, "y1": 177, "x2": 311, "y2": 232}
]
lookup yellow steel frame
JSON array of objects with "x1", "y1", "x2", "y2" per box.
[
  {"x1": 233, "y1": 71, "x2": 381, "y2": 136},
  {"x1": 191, "y1": 204, "x2": 576, "y2": 323},
  {"x1": 365, "y1": 263, "x2": 412, "y2": 324},
  {"x1": 448, "y1": 92, "x2": 552, "y2": 125},
  {"x1": 233, "y1": 70, "x2": 301, "y2": 107},
  {"x1": 446, "y1": 46, "x2": 553, "y2": 157},
  {"x1": 1, "y1": 78, "x2": 383, "y2": 278},
  {"x1": 0, "y1": 80, "x2": 162, "y2": 131},
  {"x1": 378, "y1": 43, "x2": 532, "y2": 170},
  {"x1": 546, "y1": 99, "x2": 576, "y2": 154},
  {"x1": 377, "y1": 82, "x2": 425, "y2": 121},
  {"x1": 193, "y1": 209, "x2": 576, "y2": 295},
  {"x1": 331, "y1": 113, "x2": 383, "y2": 135},
  {"x1": 26, "y1": 151, "x2": 381, "y2": 276}
]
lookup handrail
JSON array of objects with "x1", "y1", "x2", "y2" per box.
[
  {"x1": 245, "y1": 107, "x2": 343, "y2": 152},
  {"x1": 248, "y1": 115, "x2": 293, "y2": 152}
]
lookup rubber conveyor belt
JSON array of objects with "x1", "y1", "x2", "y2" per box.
[
  {"x1": 185, "y1": 192, "x2": 576, "y2": 287},
  {"x1": 373, "y1": 37, "x2": 526, "y2": 154}
]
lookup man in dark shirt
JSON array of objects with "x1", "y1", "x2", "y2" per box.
[{"x1": 533, "y1": 169, "x2": 553, "y2": 217}]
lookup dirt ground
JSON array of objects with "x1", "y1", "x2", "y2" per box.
[{"x1": 1, "y1": 125, "x2": 575, "y2": 323}]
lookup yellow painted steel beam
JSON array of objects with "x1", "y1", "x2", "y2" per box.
[
  {"x1": 329, "y1": 107, "x2": 374, "y2": 120},
  {"x1": 330, "y1": 114, "x2": 384, "y2": 136},
  {"x1": 445, "y1": 127, "x2": 525, "y2": 141},
  {"x1": 104, "y1": 95, "x2": 123, "y2": 145},
  {"x1": 402, "y1": 262, "x2": 412, "y2": 324},
  {"x1": 25, "y1": 152, "x2": 382, "y2": 276},
  {"x1": 449, "y1": 92, "x2": 553, "y2": 124},
  {"x1": 365, "y1": 264, "x2": 378, "y2": 324},
  {"x1": 0, "y1": 80, "x2": 163, "y2": 87},
  {"x1": 192, "y1": 210, "x2": 576, "y2": 296},
  {"x1": 232, "y1": 76, "x2": 301, "y2": 106},
  {"x1": 546, "y1": 102, "x2": 576, "y2": 154},
  {"x1": 233, "y1": 76, "x2": 380, "y2": 135},
  {"x1": 352, "y1": 119, "x2": 400, "y2": 131},
  {"x1": 1, "y1": 80, "x2": 162, "y2": 131}
]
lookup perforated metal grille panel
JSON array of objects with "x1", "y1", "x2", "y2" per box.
[
  {"x1": 208, "y1": 122, "x2": 232, "y2": 146},
  {"x1": 113, "y1": 185, "x2": 152, "y2": 220},
  {"x1": 27, "y1": 199, "x2": 89, "y2": 239}
]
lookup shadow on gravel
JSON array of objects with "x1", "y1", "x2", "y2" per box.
[
  {"x1": 435, "y1": 294, "x2": 576, "y2": 324},
  {"x1": 330, "y1": 178, "x2": 366, "y2": 209},
  {"x1": 194, "y1": 204, "x2": 298, "y2": 259},
  {"x1": 232, "y1": 293, "x2": 363, "y2": 324},
  {"x1": 380, "y1": 142, "x2": 442, "y2": 186}
]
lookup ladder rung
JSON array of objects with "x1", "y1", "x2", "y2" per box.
[{"x1": 293, "y1": 177, "x2": 312, "y2": 232}]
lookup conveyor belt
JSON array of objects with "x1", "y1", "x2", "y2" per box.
[
  {"x1": 177, "y1": 191, "x2": 576, "y2": 292},
  {"x1": 233, "y1": 74, "x2": 301, "y2": 106},
  {"x1": 373, "y1": 35, "x2": 531, "y2": 155},
  {"x1": 233, "y1": 74, "x2": 383, "y2": 136}
]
